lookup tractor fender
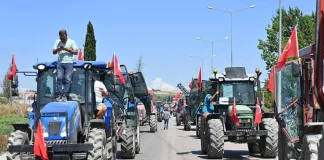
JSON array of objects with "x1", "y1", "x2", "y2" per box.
[
  {"x1": 303, "y1": 122, "x2": 324, "y2": 135},
  {"x1": 89, "y1": 119, "x2": 106, "y2": 130},
  {"x1": 11, "y1": 122, "x2": 32, "y2": 140}
]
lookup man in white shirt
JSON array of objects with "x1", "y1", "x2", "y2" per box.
[{"x1": 94, "y1": 76, "x2": 109, "y2": 119}]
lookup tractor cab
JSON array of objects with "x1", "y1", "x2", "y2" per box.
[{"x1": 209, "y1": 67, "x2": 262, "y2": 127}]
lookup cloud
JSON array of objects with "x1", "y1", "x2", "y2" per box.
[{"x1": 150, "y1": 77, "x2": 175, "y2": 91}]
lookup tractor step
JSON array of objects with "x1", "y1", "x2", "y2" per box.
[{"x1": 225, "y1": 130, "x2": 268, "y2": 137}]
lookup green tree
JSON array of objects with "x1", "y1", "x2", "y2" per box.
[
  {"x1": 2, "y1": 72, "x2": 10, "y2": 100},
  {"x1": 84, "y1": 21, "x2": 97, "y2": 61},
  {"x1": 258, "y1": 7, "x2": 315, "y2": 109}
]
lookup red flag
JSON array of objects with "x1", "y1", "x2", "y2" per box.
[
  {"x1": 78, "y1": 49, "x2": 83, "y2": 61},
  {"x1": 267, "y1": 67, "x2": 275, "y2": 93},
  {"x1": 112, "y1": 53, "x2": 125, "y2": 84},
  {"x1": 34, "y1": 121, "x2": 48, "y2": 160},
  {"x1": 276, "y1": 26, "x2": 299, "y2": 71},
  {"x1": 230, "y1": 97, "x2": 240, "y2": 127},
  {"x1": 197, "y1": 67, "x2": 202, "y2": 91},
  {"x1": 267, "y1": 26, "x2": 299, "y2": 93},
  {"x1": 254, "y1": 97, "x2": 263, "y2": 126},
  {"x1": 7, "y1": 53, "x2": 17, "y2": 80}
]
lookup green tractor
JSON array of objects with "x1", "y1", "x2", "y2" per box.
[{"x1": 200, "y1": 67, "x2": 278, "y2": 159}]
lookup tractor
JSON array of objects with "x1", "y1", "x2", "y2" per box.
[
  {"x1": 270, "y1": 0, "x2": 324, "y2": 159},
  {"x1": 127, "y1": 71, "x2": 158, "y2": 133},
  {"x1": 182, "y1": 80, "x2": 207, "y2": 136},
  {"x1": 153, "y1": 101, "x2": 163, "y2": 122},
  {"x1": 175, "y1": 98, "x2": 186, "y2": 126},
  {"x1": 137, "y1": 101, "x2": 147, "y2": 126},
  {"x1": 6, "y1": 61, "x2": 119, "y2": 160},
  {"x1": 200, "y1": 67, "x2": 278, "y2": 159}
]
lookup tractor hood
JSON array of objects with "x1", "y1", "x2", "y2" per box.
[
  {"x1": 41, "y1": 101, "x2": 78, "y2": 119},
  {"x1": 40, "y1": 101, "x2": 79, "y2": 140},
  {"x1": 228, "y1": 105, "x2": 253, "y2": 116}
]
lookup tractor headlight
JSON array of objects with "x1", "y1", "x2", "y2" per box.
[
  {"x1": 218, "y1": 77, "x2": 224, "y2": 82},
  {"x1": 249, "y1": 77, "x2": 255, "y2": 81},
  {"x1": 37, "y1": 64, "x2": 46, "y2": 70},
  {"x1": 60, "y1": 123, "x2": 70, "y2": 137},
  {"x1": 26, "y1": 107, "x2": 33, "y2": 112},
  {"x1": 42, "y1": 123, "x2": 48, "y2": 137},
  {"x1": 84, "y1": 63, "x2": 92, "y2": 69}
]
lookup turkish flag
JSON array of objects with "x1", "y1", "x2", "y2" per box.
[
  {"x1": 78, "y1": 49, "x2": 83, "y2": 61},
  {"x1": 112, "y1": 53, "x2": 125, "y2": 84},
  {"x1": 254, "y1": 97, "x2": 263, "y2": 126},
  {"x1": 230, "y1": 97, "x2": 240, "y2": 127},
  {"x1": 197, "y1": 67, "x2": 202, "y2": 91},
  {"x1": 34, "y1": 121, "x2": 48, "y2": 160},
  {"x1": 7, "y1": 53, "x2": 17, "y2": 80},
  {"x1": 267, "y1": 26, "x2": 299, "y2": 93}
]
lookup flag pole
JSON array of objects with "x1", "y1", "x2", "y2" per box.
[
  {"x1": 276, "y1": 0, "x2": 282, "y2": 112},
  {"x1": 9, "y1": 80, "x2": 12, "y2": 106}
]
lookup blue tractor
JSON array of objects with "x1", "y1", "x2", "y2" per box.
[{"x1": 6, "y1": 61, "x2": 122, "y2": 160}]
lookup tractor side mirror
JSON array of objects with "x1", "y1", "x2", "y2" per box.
[
  {"x1": 291, "y1": 61, "x2": 300, "y2": 77},
  {"x1": 11, "y1": 75, "x2": 19, "y2": 88}
]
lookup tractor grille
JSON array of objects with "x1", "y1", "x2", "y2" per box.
[
  {"x1": 48, "y1": 122, "x2": 62, "y2": 136},
  {"x1": 46, "y1": 140, "x2": 68, "y2": 145},
  {"x1": 237, "y1": 119, "x2": 251, "y2": 129}
]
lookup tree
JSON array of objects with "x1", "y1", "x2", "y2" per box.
[
  {"x1": 258, "y1": 7, "x2": 315, "y2": 109},
  {"x1": 84, "y1": 21, "x2": 96, "y2": 61},
  {"x1": 2, "y1": 72, "x2": 11, "y2": 100},
  {"x1": 134, "y1": 55, "x2": 144, "y2": 73}
]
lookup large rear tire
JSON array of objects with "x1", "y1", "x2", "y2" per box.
[
  {"x1": 135, "y1": 124, "x2": 140, "y2": 154},
  {"x1": 318, "y1": 124, "x2": 324, "y2": 160},
  {"x1": 121, "y1": 128, "x2": 136, "y2": 159},
  {"x1": 200, "y1": 117, "x2": 207, "y2": 154},
  {"x1": 259, "y1": 118, "x2": 278, "y2": 158},
  {"x1": 6, "y1": 130, "x2": 30, "y2": 160},
  {"x1": 176, "y1": 113, "x2": 181, "y2": 126},
  {"x1": 300, "y1": 134, "x2": 321, "y2": 160},
  {"x1": 149, "y1": 114, "x2": 157, "y2": 133},
  {"x1": 248, "y1": 142, "x2": 259, "y2": 154},
  {"x1": 196, "y1": 116, "x2": 201, "y2": 138},
  {"x1": 87, "y1": 128, "x2": 108, "y2": 160},
  {"x1": 206, "y1": 119, "x2": 224, "y2": 159}
]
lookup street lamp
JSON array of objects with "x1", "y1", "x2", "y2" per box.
[
  {"x1": 207, "y1": 5, "x2": 255, "y2": 67},
  {"x1": 196, "y1": 36, "x2": 229, "y2": 70}
]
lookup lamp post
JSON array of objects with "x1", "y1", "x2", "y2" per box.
[
  {"x1": 196, "y1": 36, "x2": 229, "y2": 70},
  {"x1": 207, "y1": 5, "x2": 255, "y2": 67}
]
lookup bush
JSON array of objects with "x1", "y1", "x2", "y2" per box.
[
  {"x1": 0, "y1": 104, "x2": 28, "y2": 153},
  {"x1": 0, "y1": 97, "x2": 8, "y2": 104}
]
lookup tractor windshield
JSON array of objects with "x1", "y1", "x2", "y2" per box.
[
  {"x1": 38, "y1": 68, "x2": 86, "y2": 108},
  {"x1": 219, "y1": 81, "x2": 255, "y2": 105}
]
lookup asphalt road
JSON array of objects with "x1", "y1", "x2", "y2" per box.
[
  {"x1": 0, "y1": 116, "x2": 278, "y2": 160},
  {"x1": 117, "y1": 116, "x2": 278, "y2": 160}
]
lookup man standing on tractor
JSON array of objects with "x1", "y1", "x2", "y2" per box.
[
  {"x1": 52, "y1": 29, "x2": 79, "y2": 101},
  {"x1": 93, "y1": 75, "x2": 109, "y2": 119},
  {"x1": 201, "y1": 87, "x2": 219, "y2": 118}
]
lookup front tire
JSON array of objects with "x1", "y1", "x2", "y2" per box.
[
  {"x1": 196, "y1": 116, "x2": 201, "y2": 138},
  {"x1": 259, "y1": 118, "x2": 278, "y2": 158},
  {"x1": 7, "y1": 130, "x2": 30, "y2": 160},
  {"x1": 206, "y1": 119, "x2": 224, "y2": 159},
  {"x1": 200, "y1": 117, "x2": 207, "y2": 154},
  {"x1": 121, "y1": 128, "x2": 136, "y2": 159},
  {"x1": 149, "y1": 114, "x2": 157, "y2": 133},
  {"x1": 176, "y1": 113, "x2": 181, "y2": 126},
  {"x1": 87, "y1": 128, "x2": 108, "y2": 160}
]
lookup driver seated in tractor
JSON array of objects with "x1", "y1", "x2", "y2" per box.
[
  {"x1": 93, "y1": 75, "x2": 109, "y2": 119},
  {"x1": 127, "y1": 95, "x2": 136, "y2": 111}
]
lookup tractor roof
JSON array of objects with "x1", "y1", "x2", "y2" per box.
[
  {"x1": 33, "y1": 60, "x2": 107, "y2": 69},
  {"x1": 209, "y1": 67, "x2": 256, "y2": 81}
]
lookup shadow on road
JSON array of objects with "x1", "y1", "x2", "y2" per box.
[
  {"x1": 188, "y1": 135, "x2": 200, "y2": 139},
  {"x1": 189, "y1": 150, "x2": 256, "y2": 160}
]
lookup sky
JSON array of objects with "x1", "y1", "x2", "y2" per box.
[{"x1": 0, "y1": 0, "x2": 316, "y2": 92}]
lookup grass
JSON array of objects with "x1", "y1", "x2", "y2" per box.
[{"x1": 0, "y1": 104, "x2": 28, "y2": 153}]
